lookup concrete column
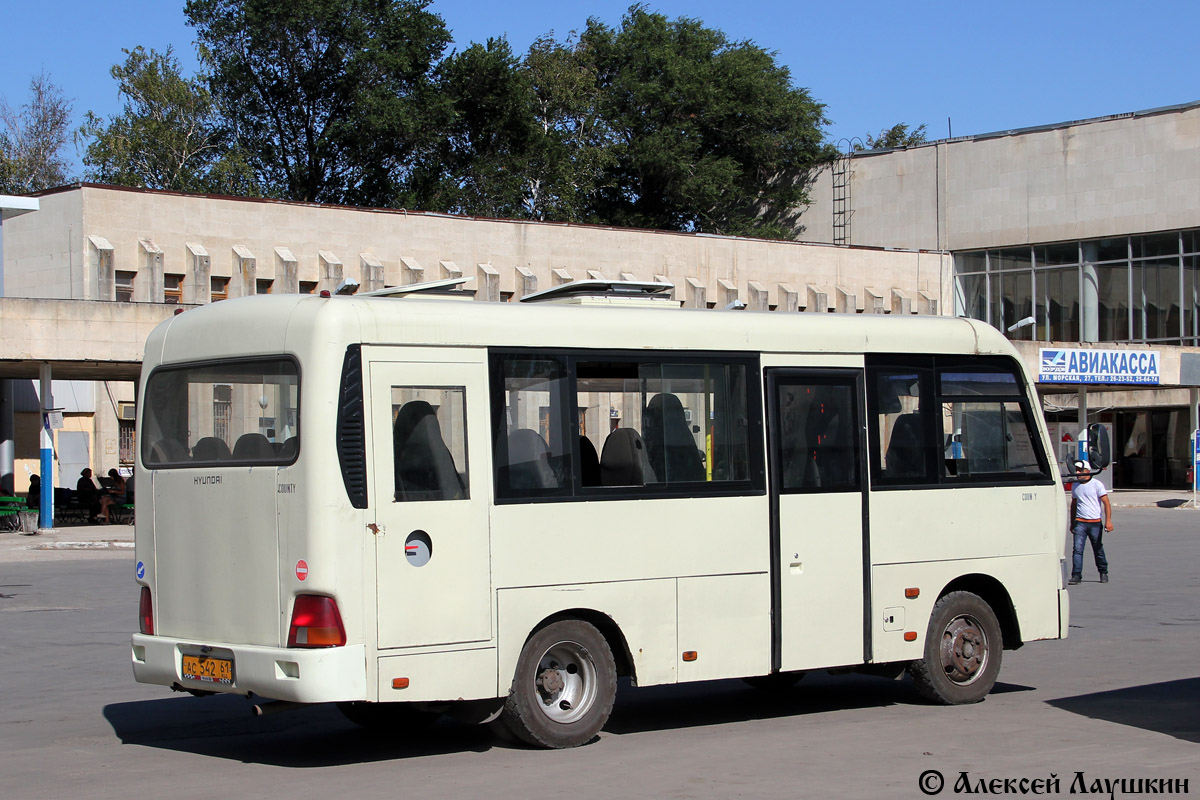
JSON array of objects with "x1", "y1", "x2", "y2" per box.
[
  {"x1": 140, "y1": 239, "x2": 164, "y2": 302},
  {"x1": 805, "y1": 285, "x2": 828, "y2": 313},
  {"x1": 184, "y1": 243, "x2": 211, "y2": 304},
  {"x1": 718, "y1": 279, "x2": 739, "y2": 309},
  {"x1": 88, "y1": 236, "x2": 115, "y2": 301},
  {"x1": 619, "y1": 272, "x2": 637, "y2": 282},
  {"x1": 360, "y1": 253, "x2": 384, "y2": 292},
  {"x1": 865, "y1": 287, "x2": 886, "y2": 314},
  {"x1": 747, "y1": 281, "x2": 769, "y2": 312},
  {"x1": 552, "y1": 268, "x2": 573, "y2": 286},
  {"x1": 39, "y1": 363, "x2": 54, "y2": 530},
  {"x1": 1081, "y1": 243, "x2": 1100, "y2": 342},
  {"x1": 515, "y1": 267, "x2": 537, "y2": 299},
  {"x1": 232, "y1": 245, "x2": 256, "y2": 297},
  {"x1": 476, "y1": 263, "x2": 500, "y2": 302},
  {"x1": 274, "y1": 247, "x2": 299, "y2": 293},
  {"x1": 918, "y1": 291, "x2": 939, "y2": 316},
  {"x1": 440, "y1": 260, "x2": 462, "y2": 281},
  {"x1": 1190, "y1": 388, "x2": 1199, "y2": 436},
  {"x1": 685, "y1": 277, "x2": 707, "y2": 309},
  {"x1": 401, "y1": 256, "x2": 424, "y2": 285},
  {"x1": 0, "y1": 381, "x2": 12, "y2": 495},
  {"x1": 587, "y1": 269, "x2": 607, "y2": 281},
  {"x1": 835, "y1": 286, "x2": 857, "y2": 314},
  {"x1": 654, "y1": 274, "x2": 675, "y2": 300},
  {"x1": 778, "y1": 283, "x2": 799, "y2": 313},
  {"x1": 891, "y1": 289, "x2": 913, "y2": 315},
  {"x1": 318, "y1": 251, "x2": 343, "y2": 294}
]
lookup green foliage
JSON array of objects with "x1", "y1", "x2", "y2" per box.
[
  {"x1": 0, "y1": 72, "x2": 73, "y2": 194},
  {"x1": 80, "y1": 46, "x2": 255, "y2": 194},
  {"x1": 858, "y1": 122, "x2": 928, "y2": 151},
  {"x1": 576, "y1": 6, "x2": 835, "y2": 238},
  {"x1": 185, "y1": 0, "x2": 451, "y2": 206}
]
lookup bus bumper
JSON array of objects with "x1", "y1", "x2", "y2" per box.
[
  {"x1": 1058, "y1": 587, "x2": 1070, "y2": 639},
  {"x1": 131, "y1": 634, "x2": 368, "y2": 703}
]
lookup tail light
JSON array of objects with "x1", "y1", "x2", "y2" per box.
[
  {"x1": 287, "y1": 595, "x2": 346, "y2": 647},
  {"x1": 139, "y1": 586, "x2": 154, "y2": 635}
]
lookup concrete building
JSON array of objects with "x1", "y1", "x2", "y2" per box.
[
  {"x1": 803, "y1": 100, "x2": 1200, "y2": 488},
  {"x1": 0, "y1": 183, "x2": 950, "y2": 498}
]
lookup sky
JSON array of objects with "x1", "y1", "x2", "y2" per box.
[{"x1": 2, "y1": 0, "x2": 1199, "y2": 177}]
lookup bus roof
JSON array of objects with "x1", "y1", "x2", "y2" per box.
[{"x1": 145, "y1": 293, "x2": 1013, "y2": 367}]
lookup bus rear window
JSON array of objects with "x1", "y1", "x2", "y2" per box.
[{"x1": 142, "y1": 359, "x2": 300, "y2": 468}]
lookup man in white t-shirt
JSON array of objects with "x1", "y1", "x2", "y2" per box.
[{"x1": 1068, "y1": 460, "x2": 1113, "y2": 585}]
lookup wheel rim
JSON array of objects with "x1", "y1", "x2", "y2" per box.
[
  {"x1": 531, "y1": 639, "x2": 597, "y2": 725},
  {"x1": 939, "y1": 614, "x2": 989, "y2": 685}
]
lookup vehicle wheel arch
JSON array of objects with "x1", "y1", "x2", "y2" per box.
[
  {"x1": 533, "y1": 608, "x2": 637, "y2": 683},
  {"x1": 938, "y1": 574, "x2": 1022, "y2": 651}
]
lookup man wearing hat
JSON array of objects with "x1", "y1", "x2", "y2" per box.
[{"x1": 1068, "y1": 460, "x2": 1112, "y2": 585}]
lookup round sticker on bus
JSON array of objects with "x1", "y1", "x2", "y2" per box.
[
  {"x1": 295, "y1": 560, "x2": 309, "y2": 581},
  {"x1": 136, "y1": 561, "x2": 145, "y2": 580}
]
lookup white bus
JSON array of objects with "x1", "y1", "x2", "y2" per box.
[{"x1": 131, "y1": 282, "x2": 1071, "y2": 748}]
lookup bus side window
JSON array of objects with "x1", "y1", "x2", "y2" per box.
[
  {"x1": 866, "y1": 358, "x2": 939, "y2": 487},
  {"x1": 391, "y1": 387, "x2": 469, "y2": 502}
]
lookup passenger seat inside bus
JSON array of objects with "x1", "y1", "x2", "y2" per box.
[
  {"x1": 644, "y1": 393, "x2": 705, "y2": 482},
  {"x1": 192, "y1": 436, "x2": 231, "y2": 461},
  {"x1": 232, "y1": 433, "x2": 275, "y2": 460},
  {"x1": 579, "y1": 436, "x2": 601, "y2": 486},
  {"x1": 884, "y1": 413, "x2": 927, "y2": 479},
  {"x1": 393, "y1": 401, "x2": 465, "y2": 501},
  {"x1": 600, "y1": 428, "x2": 656, "y2": 487},
  {"x1": 505, "y1": 429, "x2": 558, "y2": 490}
]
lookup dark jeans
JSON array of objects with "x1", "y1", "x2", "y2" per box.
[{"x1": 1071, "y1": 520, "x2": 1109, "y2": 579}]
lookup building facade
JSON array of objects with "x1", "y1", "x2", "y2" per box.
[{"x1": 803, "y1": 101, "x2": 1200, "y2": 488}]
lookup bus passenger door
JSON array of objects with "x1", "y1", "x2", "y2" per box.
[
  {"x1": 767, "y1": 369, "x2": 868, "y2": 672},
  {"x1": 368, "y1": 356, "x2": 492, "y2": 649}
]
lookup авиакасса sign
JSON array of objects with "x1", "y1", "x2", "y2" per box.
[{"x1": 1039, "y1": 347, "x2": 1160, "y2": 385}]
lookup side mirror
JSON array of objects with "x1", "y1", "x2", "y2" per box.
[{"x1": 1086, "y1": 423, "x2": 1111, "y2": 470}]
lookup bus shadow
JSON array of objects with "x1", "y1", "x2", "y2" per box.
[
  {"x1": 102, "y1": 695, "x2": 495, "y2": 766},
  {"x1": 1046, "y1": 677, "x2": 1200, "y2": 743},
  {"x1": 103, "y1": 674, "x2": 1037, "y2": 765}
]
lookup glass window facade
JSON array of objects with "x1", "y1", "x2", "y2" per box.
[{"x1": 954, "y1": 231, "x2": 1199, "y2": 344}]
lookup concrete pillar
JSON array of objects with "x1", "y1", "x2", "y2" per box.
[
  {"x1": 835, "y1": 286, "x2": 857, "y2": 314},
  {"x1": 918, "y1": 291, "x2": 939, "y2": 316},
  {"x1": 274, "y1": 247, "x2": 299, "y2": 293},
  {"x1": 587, "y1": 269, "x2": 607, "y2": 281},
  {"x1": 805, "y1": 285, "x2": 828, "y2": 313},
  {"x1": 140, "y1": 239, "x2": 164, "y2": 302},
  {"x1": 184, "y1": 242, "x2": 211, "y2": 304},
  {"x1": 39, "y1": 363, "x2": 53, "y2": 530},
  {"x1": 360, "y1": 253, "x2": 384, "y2": 292},
  {"x1": 1081, "y1": 243, "x2": 1100, "y2": 342},
  {"x1": 476, "y1": 263, "x2": 500, "y2": 302},
  {"x1": 552, "y1": 268, "x2": 573, "y2": 286},
  {"x1": 0, "y1": 381, "x2": 12, "y2": 495},
  {"x1": 619, "y1": 272, "x2": 637, "y2": 282},
  {"x1": 318, "y1": 251, "x2": 343, "y2": 294},
  {"x1": 515, "y1": 266, "x2": 537, "y2": 299},
  {"x1": 778, "y1": 283, "x2": 799, "y2": 313},
  {"x1": 88, "y1": 236, "x2": 115, "y2": 301},
  {"x1": 232, "y1": 245, "x2": 256, "y2": 297},
  {"x1": 718, "y1": 279, "x2": 739, "y2": 309},
  {"x1": 685, "y1": 277, "x2": 707, "y2": 309},
  {"x1": 654, "y1": 274, "x2": 675, "y2": 300},
  {"x1": 891, "y1": 289, "x2": 912, "y2": 315},
  {"x1": 1190, "y1": 388, "x2": 1199, "y2": 437},
  {"x1": 747, "y1": 281, "x2": 770, "y2": 312},
  {"x1": 440, "y1": 260, "x2": 462, "y2": 281},
  {"x1": 865, "y1": 287, "x2": 886, "y2": 314},
  {"x1": 401, "y1": 256, "x2": 424, "y2": 285},
  {"x1": 1078, "y1": 387, "x2": 1089, "y2": 448}
]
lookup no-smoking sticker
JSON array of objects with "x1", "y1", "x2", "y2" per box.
[{"x1": 295, "y1": 560, "x2": 309, "y2": 581}]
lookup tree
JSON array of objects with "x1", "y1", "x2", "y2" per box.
[
  {"x1": 413, "y1": 38, "x2": 538, "y2": 218},
  {"x1": 577, "y1": 6, "x2": 834, "y2": 238},
  {"x1": 185, "y1": 0, "x2": 451, "y2": 206},
  {"x1": 858, "y1": 122, "x2": 928, "y2": 151},
  {"x1": 80, "y1": 46, "x2": 256, "y2": 194},
  {"x1": 0, "y1": 72, "x2": 73, "y2": 194}
]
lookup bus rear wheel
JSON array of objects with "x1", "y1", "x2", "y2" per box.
[
  {"x1": 501, "y1": 619, "x2": 617, "y2": 748},
  {"x1": 908, "y1": 591, "x2": 1002, "y2": 705}
]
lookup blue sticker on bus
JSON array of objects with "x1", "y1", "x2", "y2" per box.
[{"x1": 136, "y1": 561, "x2": 145, "y2": 580}]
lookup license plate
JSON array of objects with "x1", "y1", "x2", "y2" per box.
[{"x1": 181, "y1": 654, "x2": 234, "y2": 685}]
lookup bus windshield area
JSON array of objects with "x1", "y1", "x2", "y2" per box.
[{"x1": 141, "y1": 359, "x2": 300, "y2": 468}]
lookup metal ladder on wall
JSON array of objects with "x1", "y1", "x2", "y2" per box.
[{"x1": 832, "y1": 139, "x2": 863, "y2": 246}]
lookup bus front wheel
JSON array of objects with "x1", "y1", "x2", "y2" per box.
[
  {"x1": 501, "y1": 619, "x2": 617, "y2": 748},
  {"x1": 907, "y1": 591, "x2": 1002, "y2": 705}
]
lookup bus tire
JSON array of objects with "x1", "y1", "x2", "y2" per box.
[
  {"x1": 908, "y1": 591, "x2": 1003, "y2": 705},
  {"x1": 501, "y1": 619, "x2": 617, "y2": 748},
  {"x1": 337, "y1": 701, "x2": 440, "y2": 732}
]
